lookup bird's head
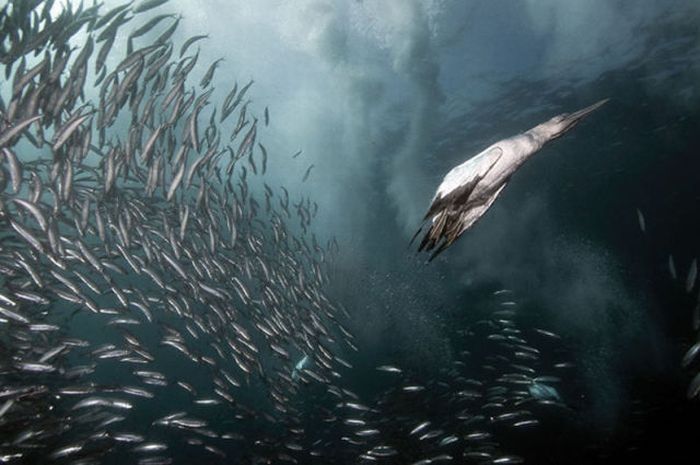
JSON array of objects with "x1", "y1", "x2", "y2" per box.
[{"x1": 532, "y1": 98, "x2": 609, "y2": 140}]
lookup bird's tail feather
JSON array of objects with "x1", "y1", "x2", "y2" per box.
[
  {"x1": 408, "y1": 225, "x2": 423, "y2": 249},
  {"x1": 428, "y1": 240, "x2": 449, "y2": 262},
  {"x1": 417, "y1": 212, "x2": 446, "y2": 252}
]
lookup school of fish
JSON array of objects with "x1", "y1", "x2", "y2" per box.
[{"x1": 0, "y1": 1, "x2": 579, "y2": 464}]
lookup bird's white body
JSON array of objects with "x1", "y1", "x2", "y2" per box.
[
  {"x1": 435, "y1": 130, "x2": 545, "y2": 202},
  {"x1": 417, "y1": 99, "x2": 608, "y2": 259}
]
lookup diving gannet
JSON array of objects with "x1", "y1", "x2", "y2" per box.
[{"x1": 415, "y1": 99, "x2": 609, "y2": 260}]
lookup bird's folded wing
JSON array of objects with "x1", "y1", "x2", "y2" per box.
[
  {"x1": 459, "y1": 181, "x2": 507, "y2": 232},
  {"x1": 435, "y1": 145, "x2": 503, "y2": 199},
  {"x1": 418, "y1": 181, "x2": 508, "y2": 260},
  {"x1": 424, "y1": 146, "x2": 503, "y2": 221}
]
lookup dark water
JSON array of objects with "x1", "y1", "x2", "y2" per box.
[{"x1": 2, "y1": 1, "x2": 700, "y2": 464}]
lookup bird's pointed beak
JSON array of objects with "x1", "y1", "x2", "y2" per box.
[{"x1": 561, "y1": 98, "x2": 609, "y2": 132}]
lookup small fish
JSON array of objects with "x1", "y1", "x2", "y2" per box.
[
  {"x1": 258, "y1": 143, "x2": 268, "y2": 174},
  {"x1": 669, "y1": 254, "x2": 678, "y2": 280},
  {"x1": 302, "y1": 164, "x2": 314, "y2": 182},
  {"x1": 180, "y1": 34, "x2": 209, "y2": 57},
  {"x1": 528, "y1": 382, "x2": 562, "y2": 402},
  {"x1": 688, "y1": 372, "x2": 700, "y2": 399},
  {"x1": 492, "y1": 455, "x2": 525, "y2": 464},
  {"x1": 200, "y1": 58, "x2": 223, "y2": 88},
  {"x1": 410, "y1": 421, "x2": 431, "y2": 435},
  {"x1": 133, "y1": 0, "x2": 170, "y2": 14},
  {"x1": 636, "y1": 208, "x2": 646, "y2": 233},
  {"x1": 129, "y1": 14, "x2": 175, "y2": 39},
  {"x1": 53, "y1": 112, "x2": 93, "y2": 152},
  {"x1": 132, "y1": 442, "x2": 168, "y2": 453},
  {"x1": 355, "y1": 429, "x2": 380, "y2": 437},
  {"x1": 533, "y1": 328, "x2": 561, "y2": 339},
  {"x1": 291, "y1": 355, "x2": 309, "y2": 381},
  {"x1": 686, "y1": 258, "x2": 697, "y2": 293},
  {"x1": 376, "y1": 365, "x2": 402, "y2": 374},
  {"x1": 682, "y1": 341, "x2": 700, "y2": 368},
  {"x1": 0, "y1": 115, "x2": 42, "y2": 148}
]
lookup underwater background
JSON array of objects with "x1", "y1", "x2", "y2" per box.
[{"x1": 1, "y1": 0, "x2": 699, "y2": 464}]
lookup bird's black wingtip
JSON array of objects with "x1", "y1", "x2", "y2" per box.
[
  {"x1": 408, "y1": 225, "x2": 423, "y2": 250},
  {"x1": 427, "y1": 241, "x2": 449, "y2": 262}
]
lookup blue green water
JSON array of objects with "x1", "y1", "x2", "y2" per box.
[{"x1": 2, "y1": 1, "x2": 700, "y2": 464}]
